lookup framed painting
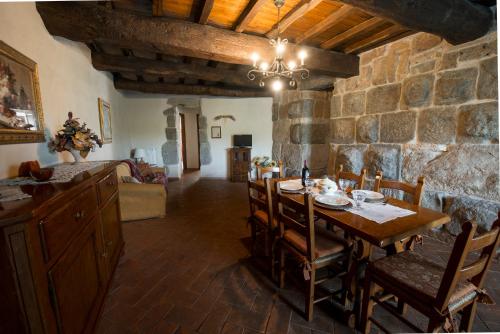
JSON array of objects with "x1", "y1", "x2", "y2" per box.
[
  {"x1": 211, "y1": 126, "x2": 221, "y2": 139},
  {"x1": 0, "y1": 41, "x2": 45, "y2": 144},
  {"x1": 98, "y1": 97, "x2": 112, "y2": 143}
]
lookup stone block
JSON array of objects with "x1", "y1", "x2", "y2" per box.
[
  {"x1": 360, "y1": 46, "x2": 386, "y2": 66},
  {"x1": 477, "y1": 57, "x2": 498, "y2": 100},
  {"x1": 458, "y1": 41, "x2": 496, "y2": 62},
  {"x1": 410, "y1": 60, "x2": 435, "y2": 75},
  {"x1": 421, "y1": 190, "x2": 445, "y2": 212},
  {"x1": 412, "y1": 33, "x2": 442, "y2": 54},
  {"x1": 342, "y1": 92, "x2": 365, "y2": 116},
  {"x1": 421, "y1": 144, "x2": 499, "y2": 201},
  {"x1": 165, "y1": 128, "x2": 177, "y2": 140},
  {"x1": 300, "y1": 91, "x2": 330, "y2": 100},
  {"x1": 401, "y1": 73, "x2": 434, "y2": 109},
  {"x1": 380, "y1": 111, "x2": 416, "y2": 143},
  {"x1": 366, "y1": 84, "x2": 401, "y2": 114},
  {"x1": 434, "y1": 67, "x2": 477, "y2": 105},
  {"x1": 290, "y1": 123, "x2": 329, "y2": 144},
  {"x1": 333, "y1": 79, "x2": 345, "y2": 95},
  {"x1": 198, "y1": 115, "x2": 207, "y2": 129},
  {"x1": 335, "y1": 144, "x2": 368, "y2": 175},
  {"x1": 331, "y1": 95, "x2": 341, "y2": 118},
  {"x1": 162, "y1": 141, "x2": 179, "y2": 165},
  {"x1": 278, "y1": 102, "x2": 288, "y2": 120},
  {"x1": 443, "y1": 195, "x2": 500, "y2": 235},
  {"x1": 401, "y1": 144, "x2": 446, "y2": 184},
  {"x1": 272, "y1": 103, "x2": 279, "y2": 121},
  {"x1": 330, "y1": 118, "x2": 355, "y2": 144},
  {"x1": 387, "y1": 44, "x2": 410, "y2": 82},
  {"x1": 356, "y1": 115, "x2": 379, "y2": 144},
  {"x1": 303, "y1": 144, "x2": 329, "y2": 176},
  {"x1": 272, "y1": 119, "x2": 291, "y2": 143},
  {"x1": 457, "y1": 102, "x2": 498, "y2": 143},
  {"x1": 363, "y1": 144, "x2": 401, "y2": 179},
  {"x1": 272, "y1": 142, "x2": 281, "y2": 161},
  {"x1": 439, "y1": 52, "x2": 458, "y2": 70},
  {"x1": 167, "y1": 115, "x2": 176, "y2": 128},
  {"x1": 371, "y1": 57, "x2": 388, "y2": 85},
  {"x1": 313, "y1": 99, "x2": 330, "y2": 119},
  {"x1": 417, "y1": 107, "x2": 457, "y2": 144},
  {"x1": 198, "y1": 129, "x2": 208, "y2": 143},
  {"x1": 281, "y1": 144, "x2": 302, "y2": 176},
  {"x1": 288, "y1": 100, "x2": 314, "y2": 119},
  {"x1": 199, "y1": 142, "x2": 212, "y2": 165}
]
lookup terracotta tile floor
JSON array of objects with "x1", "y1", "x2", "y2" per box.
[{"x1": 96, "y1": 172, "x2": 500, "y2": 333}]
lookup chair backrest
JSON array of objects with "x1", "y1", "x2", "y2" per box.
[
  {"x1": 256, "y1": 161, "x2": 284, "y2": 180},
  {"x1": 116, "y1": 163, "x2": 132, "y2": 182},
  {"x1": 247, "y1": 178, "x2": 274, "y2": 229},
  {"x1": 373, "y1": 171, "x2": 425, "y2": 205},
  {"x1": 434, "y1": 213, "x2": 500, "y2": 312},
  {"x1": 276, "y1": 181, "x2": 316, "y2": 262},
  {"x1": 336, "y1": 164, "x2": 367, "y2": 190}
]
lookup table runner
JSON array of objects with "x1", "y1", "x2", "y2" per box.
[{"x1": 347, "y1": 202, "x2": 416, "y2": 224}]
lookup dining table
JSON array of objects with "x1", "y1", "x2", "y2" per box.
[{"x1": 258, "y1": 177, "x2": 451, "y2": 327}]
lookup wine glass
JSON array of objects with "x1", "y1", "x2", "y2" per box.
[
  {"x1": 304, "y1": 178, "x2": 315, "y2": 195},
  {"x1": 339, "y1": 179, "x2": 350, "y2": 195},
  {"x1": 352, "y1": 190, "x2": 367, "y2": 208}
]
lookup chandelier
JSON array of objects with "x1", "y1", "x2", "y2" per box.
[{"x1": 247, "y1": 0, "x2": 310, "y2": 92}]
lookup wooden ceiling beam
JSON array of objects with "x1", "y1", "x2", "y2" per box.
[
  {"x1": 36, "y1": 2, "x2": 359, "y2": 77},
  {"x1": 92, "y1": 53, "x2": 257, "y2": 87},
  {"x1": 338, "y1": 0, "x2": 493, "y2": 45},
  {"x1": 343, "y1": 24, "x2": 410, "y2": 54},
  {"x1": 234, "y1": 0, "x2": 268, "y2": 33},
  {"x1": 320, "y1": 16, "x2": 385, "y2": 49},
  {"x1": 265, "y1": 0, "x2": 323, "y2": 38},
  {"x1": 296, "y1": 5, "x2": 355, "y2": 44},
  {"x1": 198, "y1": 0, "x2": 215, "y2": 24},
  {"x1": 114, "y1": 78, "x2": 272, "y2": 97}
]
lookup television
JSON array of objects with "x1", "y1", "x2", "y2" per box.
[{"x1": 233, "y1": 134, "x2": 252, "y2": 147}]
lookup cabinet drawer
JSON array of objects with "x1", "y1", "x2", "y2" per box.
[
  {"x1": 39, "y1": 187, "x2": 98, "y2": 262},
  {"x1": 97, "y1": 170, "x2": 118, "y2": 206}
]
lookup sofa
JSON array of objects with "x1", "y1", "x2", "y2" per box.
[{"x1": 116, "y1": 162, "x2": 167, "y2": 221}]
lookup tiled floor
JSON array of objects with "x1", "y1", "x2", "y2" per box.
[{"x1": 96, "y1": 172, "x2": 500, "y2": 333}]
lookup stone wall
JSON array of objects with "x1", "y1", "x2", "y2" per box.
[
  {"x1": 272, "y1": 90, "x2": 331, "y2": 176},
  {"x1": 273, "y1": 31, "x2": 499, "y2": 234}
]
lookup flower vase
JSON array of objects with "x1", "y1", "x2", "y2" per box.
[{"x1": 69, "y1": 148, "x2": 84, "y2": 163}]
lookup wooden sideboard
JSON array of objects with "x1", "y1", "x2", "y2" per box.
[
  {"x1": 229, "y1": 147, "x2": 251, "y2": 182},
  {"x1": 0, "y1": 162, "x2": 123, "y2": 334}
]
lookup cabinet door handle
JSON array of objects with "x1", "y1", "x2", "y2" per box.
[{"x1": 74, "y1": 210, "x2": 86, "y2": 220}]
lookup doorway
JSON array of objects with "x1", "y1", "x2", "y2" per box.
[{"x1": 179, "y1": 112, "x2": 201, "y2": 172}]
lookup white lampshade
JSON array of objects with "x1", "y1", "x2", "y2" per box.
[{"x1": 135, "y1": 148, "x2": 146, "y2": 160}]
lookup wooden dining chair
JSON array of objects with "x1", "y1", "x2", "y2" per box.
[
  {"x1": 336, "y1": 164, "x2": 367, "y2": 190},
  {"x1": 247, "y1": 177, "x2": 277, "y2": 276},
  {"x1": 374, "y1": 171, "x2": 425, "y2": 205},
  {"x1": 360, "y1": 214, "x2": 500, "y2": 333},
  {"x1": 276, "y1": 182, "x2": 352, "y2": 321},
  {"x1": 256, "y1": 161, "x2": 284, "y2": 180}
]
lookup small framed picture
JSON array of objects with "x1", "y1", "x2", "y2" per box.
[
  {"x1": 211, "y1": 126, "x2": 221, "y2": 139},
  {"x1": 98, "y1": 97, "x2": 112, "y2": 143}
]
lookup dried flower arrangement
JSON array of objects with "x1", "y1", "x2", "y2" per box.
[
  {"x1": 251, "y1": 156, "x2": 277, "y2": 167},
  {"x1": 48, "y1": 112, "x2": 103, "y2": 159}
]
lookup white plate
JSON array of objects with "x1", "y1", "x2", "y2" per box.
[
  {"x1": 359, "y1": 190, "x2": 384, "y2": 200},
  {"x1": 280, "y1": 182, "x2": 304, "y2": 192},
  {"x1": 315, "y1": 195, "x2": 350, "y2": 207}
]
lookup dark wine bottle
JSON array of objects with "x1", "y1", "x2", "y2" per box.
[{"x1": 301, "y1": 160, "x2": 310, "y2": 186}]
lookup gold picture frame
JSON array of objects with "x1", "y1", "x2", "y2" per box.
[
  {"x1": 0, "y1": 41, "x2": 45, "y2": 144},
  {"x1": 98, "y1": 97, "x2": 112, "y2": 143}
]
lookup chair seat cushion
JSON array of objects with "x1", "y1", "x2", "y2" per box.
[
  {"x1": 370, "y1": 251, "x2": 478, "y2": 311},
  {"x1": 253, "y1": 210, "x2": 277, "y2": 229},
  {"x1": 283, "y1": 227, "x2": 348, "y2": 258}
]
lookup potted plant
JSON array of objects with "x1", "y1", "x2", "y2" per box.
[{"x1": 48, "y1": 112, "x2": 103, "y2": 163}]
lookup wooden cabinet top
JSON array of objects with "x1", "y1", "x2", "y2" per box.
[{"x1": 0, "y1": 161, "x2": 120, "y2": 227}]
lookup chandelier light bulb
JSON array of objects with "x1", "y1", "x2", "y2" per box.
[
  {"x1": 251, "y1": 52, "x2": 260, "y2": 67},
  {"x1": 272, "y1": 79, "x2": 283, "y2": 92},
  {"x1": 276, "y1": 43, "x2": 286, "y2": 55},
  {"x1": 298, "y1": 50, "x2": 307, "y2": 65},
  {"x1": 260, "y1": 62, "x2": 269, "y2": 71},
  {"x1": 288, "y1": 60, "x2": 297, "y2": 70}
]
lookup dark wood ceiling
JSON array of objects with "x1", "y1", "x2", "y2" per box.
[{"x1": 35, "y1": 0, "x2": 494, "y2": 96}]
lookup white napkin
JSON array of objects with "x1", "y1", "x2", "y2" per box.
[{"x1": 347, "y1": 202, "x2": 416, "y2": 224}]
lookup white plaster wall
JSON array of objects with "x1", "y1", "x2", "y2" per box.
[
  {"x1": 0, "y1": 3, "x2": 126, "y2": 179},
  {"x1": 183, "y1": 112, "x2": 199, "y2": 169},
  {"x1": 200, "y1": 97, "x2": 274, "y2": 179}
]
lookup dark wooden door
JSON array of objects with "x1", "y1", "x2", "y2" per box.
[{"x1": 47, "y1": 218, "x2": 103, "y2": 334}]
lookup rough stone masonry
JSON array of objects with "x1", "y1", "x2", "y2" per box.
[{"x1": 273, "y1": 31, "x2": 499, "y2": 235}]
